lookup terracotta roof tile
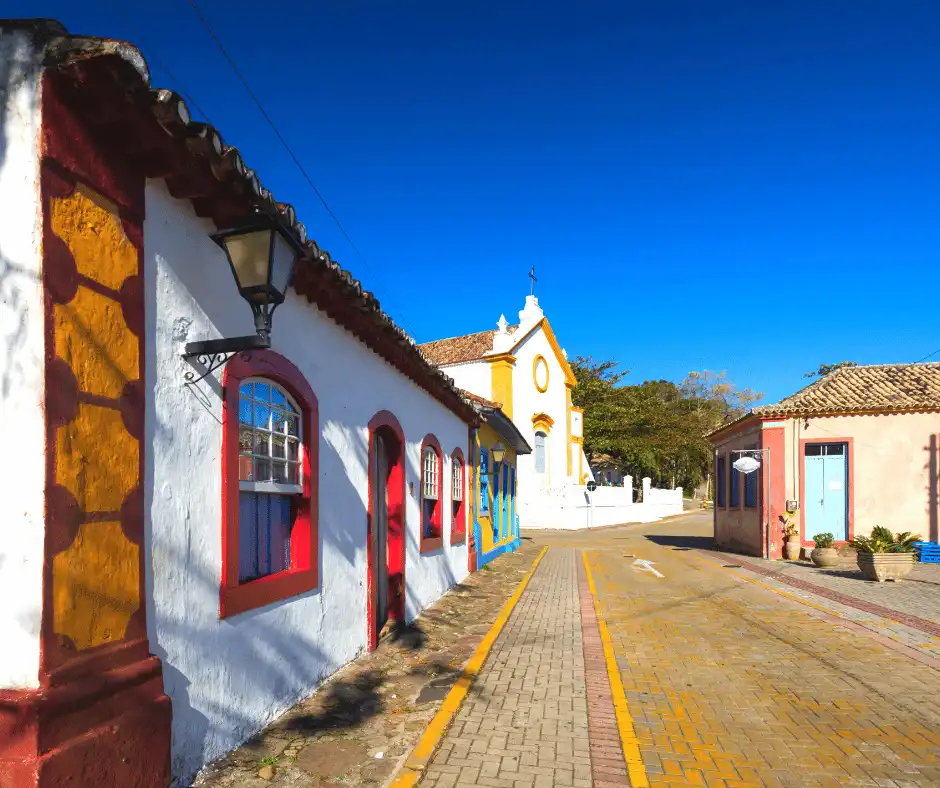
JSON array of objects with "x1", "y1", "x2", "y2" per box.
[
  {"x1": 754, "y1": 362, "x2": 940, "y2": 417},
  {"x1": 419, "y1": 326, "x2": 518, "y2": 366}
]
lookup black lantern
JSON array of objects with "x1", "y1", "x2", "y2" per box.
[{"x1": 182, "y1": 213, "x2": 305, "y2": 381}]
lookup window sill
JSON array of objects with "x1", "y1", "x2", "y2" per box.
[
  {"x1": 420, "y1": 536, "x2": 444, "y2": 553},
  {"x1": 220, "y1": 567, "x2": 317, "y2": 618},
  {"x1": 451, "y1": 532, "x2": 466, "y2": 545}
]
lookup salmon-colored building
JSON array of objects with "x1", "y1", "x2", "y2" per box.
[{"x1": 710, "y1": 363, "x2": 940, "y2": 558}]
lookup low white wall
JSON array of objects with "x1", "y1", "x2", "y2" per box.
[
  {"x1": 144, "y1": 181, "x2": 469, "y2": 785},
  {"x1": 0, "y1": 29, "x2": 44, "y2": 690},
  {"x1": 519, "y1": 481, "x2": 683, "y2": 530}
]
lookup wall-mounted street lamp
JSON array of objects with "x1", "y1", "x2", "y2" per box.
[
  {"x1": 182, "y1": 213, "x2": 306, "y2": 383},
  {"x1": 489, "y1": 442, "x2": 507, "y2": 465}
]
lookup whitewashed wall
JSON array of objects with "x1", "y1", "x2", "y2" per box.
[
  {"x1": 511, "y1": 325, "x2": 569, "y2": 504},
  {"x1": 0, "y1": 29, "x2": 44, "y2": 690},
  {"x1": 143, "y1": 181, "x2": 469, "y2": 785},
  {"x1": 441, "y1": 359, "x2": 491, "y2": 399},
  {"x1": 519, "y1": 483, "x2": 684, "y2": 530}
]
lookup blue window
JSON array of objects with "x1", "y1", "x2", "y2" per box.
[
  {"x1": 730, "y1": 462, "x2": 740, "y2": 507},
  {"x1": 501, "y1": 464, "x2": 510, "y2": 539},
  {"x1": 744, "y1": 465, "x2": 758, "y2": 507},
  {"x1": 492, "y1": 461, "x2": 501, "y2": 538},
  {"x1": 479, "y1": 447, "x2": 489, "y2": 515},
  {"x1": 509, "y1": 468, "x2": 516, "y2": 537},
  {"x1": 716, "y1": 456, "x2": 726, "y2": 508}
]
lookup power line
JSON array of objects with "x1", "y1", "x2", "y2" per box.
[
  {"x1": 915, "y1": 346, "x2": 940, "y2": 363},
  {"x1": 110, "y1": 2, "x2": 214, "y2": 123},
  {"x1": 183, "y1": 0, "x2": 368, "y2": 270},
  {"x1": 180, "y1": 0, "x2": 422, "y2": 340}
]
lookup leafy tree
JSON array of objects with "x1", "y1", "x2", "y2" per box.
[
  {"x1": 803, "y1": 361, "x2": 858, "y2": 379},
  {"x1": 571, "y1": 360, "x2": 763, "y2": 496}
]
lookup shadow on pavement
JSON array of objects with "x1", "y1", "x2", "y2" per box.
[{"x1": 644, "y1": 533, "x2": 715, "y2": 550}]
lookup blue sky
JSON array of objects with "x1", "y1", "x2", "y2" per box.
[{"x1": 19, "y1": 1, "x2": 940, "y2": 403}]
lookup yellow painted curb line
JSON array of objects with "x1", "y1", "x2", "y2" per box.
[
  {"x1": 581, "y1": 552, "x2": 650, "y2": 788},
  {"x1": 390, "y1": 546, "x2": 550, "y2": 788}
]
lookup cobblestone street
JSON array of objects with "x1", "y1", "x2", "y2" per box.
[{"x1": 193, "y1": 513, "x2": 940, "y2": 787}]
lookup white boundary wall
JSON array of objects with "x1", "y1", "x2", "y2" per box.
[{"x1": 519, "y1": 477, "x2": 683, "y2": 530}]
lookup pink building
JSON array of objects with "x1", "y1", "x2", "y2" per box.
[{"x1": 711, "y1": 363, "x2": 940, "y2": 558}]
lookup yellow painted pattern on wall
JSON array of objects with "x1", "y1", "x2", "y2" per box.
[
  {"x1": 475, "y1": 424, "x2": 518, "y2": 555},
  {"x1": 54, "y1": 287, "x2": 138, "y2": 398},
  {"x1": 52, "y1": 521, "x2": 139, "y2": 650},
  {"x1": 50, "y1": 185, "x2": 137, "y2": 291},
  {"x1": 56, "y1": 403, "x2": 139, "y2": 512},
  {"x1": 49, "y1": 186, "x2": 140, "y2": 653}
]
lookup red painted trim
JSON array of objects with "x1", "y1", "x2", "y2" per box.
[
  {"x1": 366, "y1": 410, "x2": 407, "y2": 650},
  {"x1": 467, "y1": 426, "x2": 477, "y2": 572},
  {"x1": 450, "y1": 447, "x2": 467, "y2": 545},
  {"x1": 419, "y1": 434, "x2": 444, "y2": 553},
  {"x1": 761, "y1": 427, "x2": 786, "y2": 560},
  {"x1": 220, "y1": 350, "x2": 320, "y2": 618},
  {"x1": 798, "y1": 436, "x2": 855, "y2": 547}
]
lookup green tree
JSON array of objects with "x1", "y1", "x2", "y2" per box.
[{"x1": 803, "y1": 361, "x2": 858, "y2": 379}]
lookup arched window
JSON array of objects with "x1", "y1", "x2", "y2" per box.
[
  {"x1": 451, "y1": 449, "x2": 466, "y2": 545},
  {"x1": 420, "y1": 435, "x2": 443, "y2": 552},
  {"x1": 237, "y1": 379, "x2": 302, "y2": 581},
  {"x1": 222, "y1": 351, "x2": 318, "y2": 618},
  {"x1": 534, "y1": 431, "x2": 548, "y2": 475}
]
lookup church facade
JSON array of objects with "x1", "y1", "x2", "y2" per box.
[{"x1": 419, "y1": 295, "x2": 592, "y2": 529}]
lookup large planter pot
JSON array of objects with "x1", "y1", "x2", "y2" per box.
[
  {"x1": 784, "y1": 536, "x2": 801, "y2": 560},
  {"x1": 811, "y1": 547, "x2": 840, "y2": 568},
  {"x1": 857, "y1": 552, "x2": 916, "y2": 582}
]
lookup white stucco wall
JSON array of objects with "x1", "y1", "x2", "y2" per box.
[
  {"x1": 143, "y1": 181, "x2": 469, "y2": 784},
  {"x1": 0, "y1": 29, "x2": 44, "y2": 690},
  {"x1": 441, "y1": 359, "x2": 491, "y2": 400},
  {"x1": 511, "y1": 326, "x2": 570, "y2": 502}
]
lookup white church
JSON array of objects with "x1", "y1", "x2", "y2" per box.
[{"x1": 419, "y1": 294, "x2": 593, "y2": 528}]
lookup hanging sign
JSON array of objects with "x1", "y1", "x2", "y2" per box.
[{"x1": 733, "y1": 456, "x2": 761, "y2": 474}]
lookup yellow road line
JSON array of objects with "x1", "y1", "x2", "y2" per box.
[
  {"x1": 390, "y1": 546, "x2": 550, "y2": 788},
  {"x1": 582, "y1": 551, "x2": 650, "y2": 788}
]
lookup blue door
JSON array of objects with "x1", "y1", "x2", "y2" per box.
[{"x1": 804, "y1": 443, "x2": 848, "y2": 541}]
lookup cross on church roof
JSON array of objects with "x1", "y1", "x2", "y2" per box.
[{"x1": 528, "y1": 265, "x2": 537, "y2": 295}]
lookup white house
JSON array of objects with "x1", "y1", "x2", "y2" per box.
[{"x1": 0, "y1": 20, "x2": 476, "y2": 788}]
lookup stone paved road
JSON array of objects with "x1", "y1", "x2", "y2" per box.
[
  {"x1": 421, "y1": 548, "x2": 593, "y2": 788},
  {"x1": 421, "y1": 514, "x2": 940, "y2": 787},
  {"x1": 579, "y1": 514, "x2": 940, "y2": 788}
]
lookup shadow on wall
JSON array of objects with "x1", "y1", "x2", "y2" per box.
[{"x1": 926, "y1": 435, "x2": 939, "y2": 544}]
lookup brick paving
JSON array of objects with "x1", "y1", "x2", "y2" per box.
[
  {"x1": 587, "y1": 521, "x2": 940, "y2": 788},
  {"x1": 420, "y1": 548, "x2": 593, "y2": 788},
  {"x1": 716, "y1": 553, "x2": 940, "y2": 635},
  {"x1": 191, "y1": 542, "x2": 542, "y2": 787}
]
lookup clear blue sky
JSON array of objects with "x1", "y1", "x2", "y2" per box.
[{"x1": 19, "y1": 1, "x2": 940, "y2": 403}]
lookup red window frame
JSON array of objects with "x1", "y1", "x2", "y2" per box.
[
  {"x1": 220, "y1": 350, "x2": 319, "y2": 618},
  {"x1": 420, "y1": 434, "x2": 444, "y2": 553},
  {"x1": 450, "y1": 447, "x2": 467, "y2": 545}
]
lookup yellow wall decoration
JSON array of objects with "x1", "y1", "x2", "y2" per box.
[{"x1": 49, "y1": 185, "x2": 141, "y2": 654}]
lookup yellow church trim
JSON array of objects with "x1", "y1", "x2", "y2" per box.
[
  {"x1": 533, "y1": 354, "x2": 549, "y2": 392},
  {"x1": 489, "y1": 353, "x2": 516, "y2": 419},
  {"x1": 506, "y1": 317, "x2": 578, "y2": 387},
  {"x1": 532, "y1": 412, "x2": 554, "y2": 433}
]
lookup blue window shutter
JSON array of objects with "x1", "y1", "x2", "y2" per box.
[{"x1": 480, "y1": 447, "x2": 489, "y2": 514}]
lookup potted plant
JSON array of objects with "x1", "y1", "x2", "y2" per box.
[
  {"x1": 850, "y1": 526, "x2": 921, "y2": 582},
  {"x1": 782, "y1": 513, "x2": 801, "y2": 560},
  {"x1": 810, "y1": 533, "x2": 839, "y2": 568}
]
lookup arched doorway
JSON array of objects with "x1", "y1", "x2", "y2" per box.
[{"x1": 367, "y1": 411, "x2": 406, "y2": 649}]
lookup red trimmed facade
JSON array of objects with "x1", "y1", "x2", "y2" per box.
[
  {"x1": 450, "y1": 447, "x2": 467, "y2": 545},
  {"x1": 419, "y1": 434, "x2": 444, "y2": 553},
  {"x1": 366, "y1": 411, "x2": 408, "y2": 649},
  {"x1": 220, "y1": 351, "x2": 320, "y2": 618}
]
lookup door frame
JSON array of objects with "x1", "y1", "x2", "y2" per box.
[
  {"x1": 367, "y1": 411, "x2": 407, "y2": 650},
  {"x1": 799, "y1": 436, "x2": 854, "y2": 546}
]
